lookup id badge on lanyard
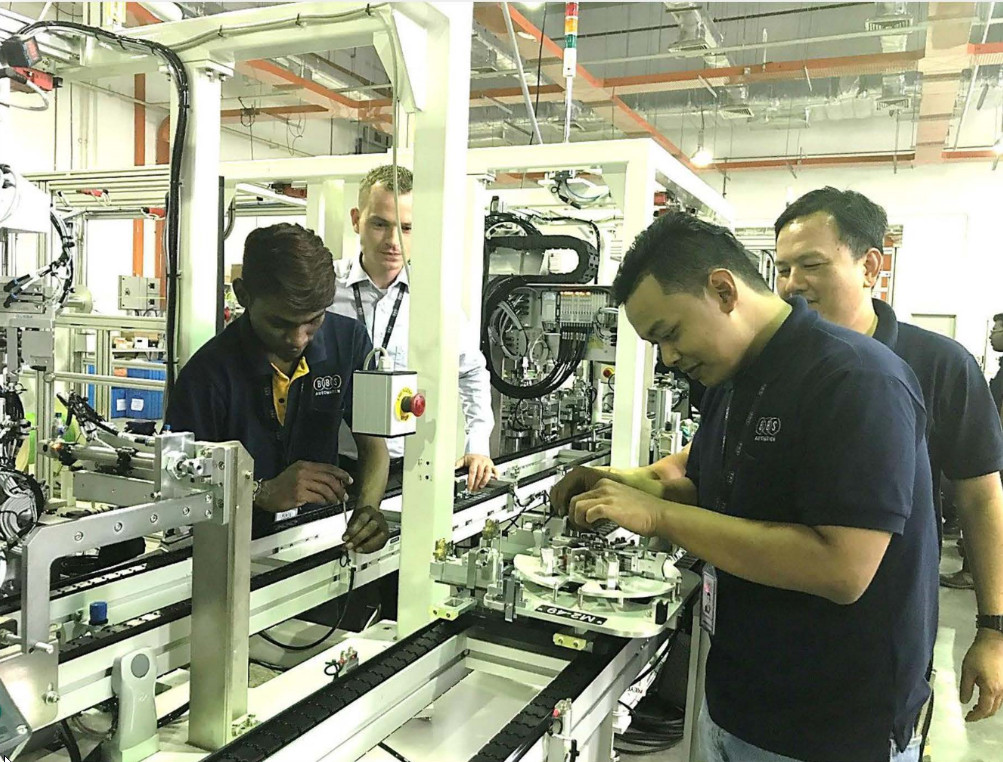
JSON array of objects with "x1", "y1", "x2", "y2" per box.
[
  {"x1": 703, "y1": 383, "x2": 768, "y2": 636},
  {"x1": 701, "y1": 564, "x2": 718, "y2": 635}
]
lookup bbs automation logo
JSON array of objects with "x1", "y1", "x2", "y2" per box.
[
  {"x1": 755, "y1": 416, "x2": 781, "y2": 441},
  {"x1": 312, "y1": 375, "x2": 343, "y2": 396}
]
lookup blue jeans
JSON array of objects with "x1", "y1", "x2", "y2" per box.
[{"x1": 698, "y1": 701, "x2": 922, "y2": 762}]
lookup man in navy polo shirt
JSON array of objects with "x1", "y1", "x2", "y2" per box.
[
  {"x1": 574, "y1": 190, "x2": 1003, "y2": 724},
  {"x1": 773, "y1": 189, "x2": 1003, "y2": 721},
  {"x1": 552, "y1": 212, "x2": 937, "y2": 762},
  {"x1": 989, "y1": 312, "x2": 1003, "y2": 415},
  {"x1": 166, "y1": 223, "x2": 390, "y2": 550}
]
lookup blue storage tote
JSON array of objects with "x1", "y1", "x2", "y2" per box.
[
  {"x1": 86, "y1": 365, "x2": 129, "y2": 419},
  {"x1": 125, "y1": 365, "x2": 166, "y2": 420}
]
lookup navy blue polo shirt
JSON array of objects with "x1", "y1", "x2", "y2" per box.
[
  {"x1": 686, "y1": 297, "x2": 938, "y2": 762},
  {"x1": 872, "y1": 299, "x2": 1003, "y2": 534},
  {"x1": 991, "y1": 364, "x2": 1003, "y2": 414},
  {"x1": 165, "y1": 313, "x2": 372, "y2": 535}
]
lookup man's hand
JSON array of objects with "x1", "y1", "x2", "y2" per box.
[
  {"x1": 569, "y1": 478, "x2": 663, "y2": 537},
  {"x1": 550, "y1": 466, "x2": 609, "y2": 516},
  {"x1": 960, "y1": 629, "x2": 1003, "y2": 721},
  {"x1": 256, "y1": 461, "x2": 353, "y2": 512},
  {"x1": 343, "y1": 505, "x2": 389, "y2": 553},
  {"x1": 455, "y1": 454, "x2": 498, "y2": 492}
]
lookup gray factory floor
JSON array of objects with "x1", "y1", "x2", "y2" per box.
[{"x1": 649, "y1": 543, "x2": 1003, "y2": 762}]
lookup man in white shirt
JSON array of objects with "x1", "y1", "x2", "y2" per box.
[{"x1": 331, "y1": 165, "x2": 497, "y2": 491}]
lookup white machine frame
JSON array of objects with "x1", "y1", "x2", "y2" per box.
[{"x1": 1, "y1": 2, "x2": 738, "y2": 759}]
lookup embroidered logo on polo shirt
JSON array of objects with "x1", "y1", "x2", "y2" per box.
[
  {"x1": 313, "y1": 375, "x2": 343, "y2": 396},
  {"x1": 755, "y1": 416, "x2": 782, "y2": 442}
]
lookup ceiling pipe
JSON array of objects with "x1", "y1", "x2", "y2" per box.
[
  {"x1": 501, "y1": 1, "x2": 544, "y2": 144},
  {"x1": 585, "y1": 23, "x2": 930, "y2": 67}
]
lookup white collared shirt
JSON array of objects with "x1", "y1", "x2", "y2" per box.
[{"x1": 331, "y1": 255, "x2": 494, "y2": 459}]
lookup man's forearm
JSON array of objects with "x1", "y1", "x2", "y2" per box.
[
  {"x1": 649, "y1": 442, "x2": 692, "y2": 482},
  {"x1": 355, "y1": 440, "x2": 389, "y2": 509},
  {"x1": 955, "y1": 474, "x2": 1003, "y2": 615},
  {"x1": 604, "y1": 467, "x2": 698, "y2": 504},
  {"x1": 653, "y1": 501, "x2": 886, "y2": 604}
]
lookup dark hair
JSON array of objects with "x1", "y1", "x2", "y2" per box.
[
  {"x1": 612, "y1": 212, "x2": 771, "y2": 305},
  {"x1": 994, "y1": 313, "x2": 1003, "y2": 323},
  {"x1": 359, "y1": 164, "x2": 413, "y2": 207},
  {"x1": 774, "y1": 187, "x2": 887, "y2": 260},
  {"x1": 242, "y1": 223, "x2": 336, "y2": 312}
]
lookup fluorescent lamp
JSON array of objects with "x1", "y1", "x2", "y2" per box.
[{"x1": 691, "y1": 146, "x2": 713, "y2": 168}]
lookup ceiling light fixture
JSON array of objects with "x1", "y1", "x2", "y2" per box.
[
  {"x1": 520, "y1": 2, "x2": 545, "y2": 9},
  {"x1": 691, "y1": 110, "x2": 713, "y2": 168},
  {"x1": 691, "y1": 142, "x2": 713, "y2": 168},
  {"x1": 516, "y1": 30, "x2": 535, "y2": 40}
]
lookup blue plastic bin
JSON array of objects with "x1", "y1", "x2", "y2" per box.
[{"x1": 125, "y1": 365, "x2": 166, "y2": 420}]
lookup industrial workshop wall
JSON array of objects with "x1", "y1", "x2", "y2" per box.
[{"x1": 723, "y1": 162, "x2": 1003, "y2": 370}]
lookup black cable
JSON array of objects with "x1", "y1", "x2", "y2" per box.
[
  {"x1": 537, "y1": 215, "x2": 603, "y2": 256},
  {"x1": 529, "y1": 4, "x2": 547, "y2": 145},
  {"x1": 250, "y1": 657, "x2": 288, "y2": 673},
  {"x1": 629, "y1": 629, "x2": 680, "y2": 689},
  {"x1": 502, "y1": 490, "x2": 550, "y2": 531},
  {"x1": 59, "y1": 720, "x2": 83, "y2": 762},
  {"x1": 614, "y1": 741, "x2": 682, "y2": 755},
  {"x1": 378, "y1": 741, "x2": 413, "y2": 762},
  {"x1": 17, "y1": 21, "x2": 189, "y2": 400},
  {"x1": 81, "y1": 739, "x2": 103, "y2": 762},
  {"x1": 258, "y1": 567, "x2": 355, "y2": 652},
  {"x1": 157, "y1": 701, "x2": 190, "y2": 729}
]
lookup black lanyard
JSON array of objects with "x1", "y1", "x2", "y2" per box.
[
  {"x1": 716, "y1": 381, "x2": 769, "y2": 511},
  {"x1": 353, "y1": 282, "x2": 407, "y2": 351}
]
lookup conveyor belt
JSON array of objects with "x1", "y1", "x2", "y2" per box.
[
  {"x1": 470, "y1": 635, "x2": 626, "y2": 762},
  {"x1": 0, "y1": 546, "x2": 194, "y2": 616},
  {"x1": 199, "y1": 612, "x2": 628, "y2": 762},
  {"x1": 10, "y1": 437, "x2": 610, "y2": 664},
  {"x1": 57, "y1": 524, "x2": 401, "y2": 662},
  {"x1": 201, "y1": 615, "x2": 474, "y2": 762}
]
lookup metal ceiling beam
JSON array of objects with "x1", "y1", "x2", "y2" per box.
[
  {"x1": 468, "y1": 50, "x2": 927, "y2": 107},
  {"x1": 219, "y1": 103, "x2": 328, "y2": 123},
  {"x1": 126, "y1": 3, "x2": 387, "y2": 130},
  {"x1": 600, "y1": 50, "x2": 926, "y2": 96},
  {"x1": 470, "y1": 3, "x2": 695, "y2": 168},
  {"x1": 709, "y1": 147, "x2": 996, "y2": 171}
]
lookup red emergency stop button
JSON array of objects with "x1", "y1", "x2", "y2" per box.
[
  {"x1": 403, "y1": 394, "x2": 426, "y2": 417},
  {"x1": 602, "y1": 367, "x2": 614, "y2": 379}
]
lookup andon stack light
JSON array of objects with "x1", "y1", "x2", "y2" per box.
[{"x1": 562, "y1": 2, "x2": 579, "y2": 143}]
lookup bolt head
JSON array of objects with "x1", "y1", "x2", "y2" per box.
[
  {"x1": 183, "y1": 506, "x2": 191, "y2": 516},
  {"x1": 114, "y1": 522, "x2": 123, "y2": 532},
  {"x1": 150, "y1": 513, "x2": 159, "y2": 523},
  {"x1": 205, "y1": 509, "x2": 213, "y2": 518},
  {"x1": 74, "y1": 532, "x2": 84, "y2": 542},
  {"x1": 16, "y1": 725, "x2": 27, "y2": 735},
  {"x1": 206, "y1": 494, "x2": 213, "y2": 503},
  {"x1": 44, "y1": 690, "x2": 59, "y2": 704}
]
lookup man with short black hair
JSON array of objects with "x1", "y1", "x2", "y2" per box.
[
  {"x1": 330, "y1": 165, "x2": 497, "y2": 491},
  {"x1": 989, "y1": 312, "x2": 1003, "y2": 415},
  {"x1": 552, "y1": 211, "x2": 937, "y2": 762},
  {"x1": 166, "y1": 223, "x2": 390, "y2": 551},
  {"x1": 621, "y1": 188, "x2": 1003, "y2": 723},
  {"x1": 773, "y1": 188, "x2": 1003, "y2": 720}
]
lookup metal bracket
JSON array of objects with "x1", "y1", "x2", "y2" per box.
[{"x1": 430, "y1": 596, "x2": 476, "y2": 622}]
